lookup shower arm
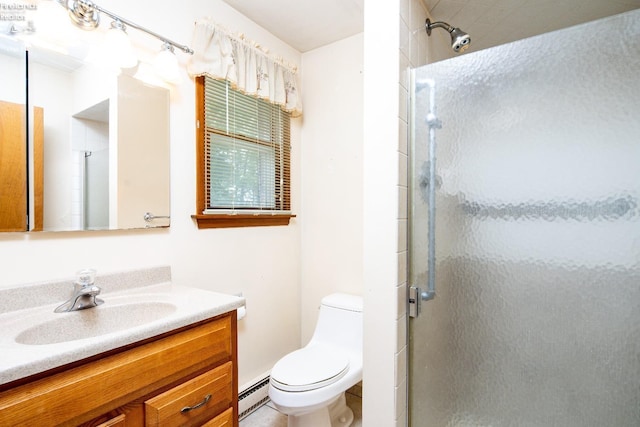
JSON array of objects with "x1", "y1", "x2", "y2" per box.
[{"x1": 426, "y1": 20, "x2": 454, "y2": 36}]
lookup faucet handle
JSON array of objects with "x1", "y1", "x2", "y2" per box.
[{"x1": 75, "y1": 269, "x2": 97, "y2": 287}]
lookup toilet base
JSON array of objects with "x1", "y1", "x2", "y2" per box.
[{"x1": 286, "y1": 392, "x2": 354, "y2": 427}]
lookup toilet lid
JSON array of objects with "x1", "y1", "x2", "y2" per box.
[{"x1": 270, "y1": 346, "x2": 350, "y2": 392}]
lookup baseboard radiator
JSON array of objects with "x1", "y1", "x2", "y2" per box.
[{"x1": 238, "y1": 374, "x2": 271, "y2": 420}]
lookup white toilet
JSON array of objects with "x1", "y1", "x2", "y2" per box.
[{"x1": 268, "y1": 293, "x2": 363, "y2": 427}]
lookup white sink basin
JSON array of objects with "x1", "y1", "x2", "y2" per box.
[
  {"x1": 0, "y1": 282, "x2": 245, "y2": 387},
  {"x1": 15, "y1": 302, "x2": 177, "y2": 345}
]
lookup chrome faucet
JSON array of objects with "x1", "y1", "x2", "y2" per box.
[{"x1": 54, "y1": 269, "x2": 104, "y2": 313}]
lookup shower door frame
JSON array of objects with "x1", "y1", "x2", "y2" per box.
[{"x1": 407, "y1": 10, "x2": 640, "y2": 427}]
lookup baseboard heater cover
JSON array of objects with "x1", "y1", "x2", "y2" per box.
[{"x1": 239, "y1": 374, "x2": 271, "y2": 420}]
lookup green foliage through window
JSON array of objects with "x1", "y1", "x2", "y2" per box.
[{"x1": 203, "y1": 77, "x2": 290, "y2": 212}]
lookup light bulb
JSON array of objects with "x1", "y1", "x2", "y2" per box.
[
  {"x1": 154, "y1": 42, "x2": 180, "y2": 84},
  {"x1": 133, "y1": 62, "x2": 167, "y2": 87},
  {"x1": 104, "y1": 20, "x2": 137, "y2": 69}
]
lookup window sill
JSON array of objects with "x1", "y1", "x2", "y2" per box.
[{"x1": 191, "y1": 213, "x2": 296, "y2": 229}]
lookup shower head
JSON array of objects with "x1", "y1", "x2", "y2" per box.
[{"x1": 425, "y1": 19, "x2": 471, "y2": 53}]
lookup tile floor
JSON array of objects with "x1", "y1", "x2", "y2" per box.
[{"x1": 240, "y1": 392, "x2": 362, "y2": 427}]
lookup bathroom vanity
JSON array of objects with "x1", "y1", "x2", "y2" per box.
[{"x1": 0, "y1": 267, "x2": 243, "y2": 427}]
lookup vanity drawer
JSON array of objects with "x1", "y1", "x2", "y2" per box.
[
  {"x1": 96, "y1": 414, "x2": 126, "y2": 427},
  {"x1": 145, "y1": 362, "x2": 233, "y2": 426},
  {"x1": 202, "y1": 407, "x2": 234, "y2": 427}
]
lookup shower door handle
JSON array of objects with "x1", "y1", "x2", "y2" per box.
[{"x1": 409, "y1": 79, "x2": 440, "y2": 318}]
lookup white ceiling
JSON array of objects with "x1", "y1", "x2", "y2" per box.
[
  {"x1": 221, "y1": 0, "x2": 639, "y2": 53},
  {"x1": 428, "y1": 0, "x2": 640, "y2": 53},
  {"x1": 221, "y1": 0, "x2": 364, "y2": 53}
]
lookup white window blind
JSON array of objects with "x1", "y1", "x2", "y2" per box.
[{"x1": 203, "y1": 77, "x2": 290, "y2": 213}]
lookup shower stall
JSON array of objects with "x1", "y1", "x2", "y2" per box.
[{"x1": 408, "y1": 10, "x2": 640, "y2": 426}]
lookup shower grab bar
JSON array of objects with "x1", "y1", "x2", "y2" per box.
[
  {"x1": 459, "y1": 195, "x2": 637, "y2": 221},
  {"x1": 409, "y1": 78, "x2": 440, "y2": 318}
]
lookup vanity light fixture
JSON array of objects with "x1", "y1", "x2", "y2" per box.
[
  {"x1": 59, "y1": 0, "x2": 193, "y2": 79},
  {"x1": 104, "y1": 19, "x2": 137, "y2": 69},
  {"x1": 66, "y1": 0, "x2": 99, "y2": 30},
  {"x1": 154, "y1": 42, "x2": 180, "y2": 84}
]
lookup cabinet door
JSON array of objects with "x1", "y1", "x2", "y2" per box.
[
  {"x1": 0, "y1": 100, "x2": 27, "y2": 231},
  {"x1": 0, "y1": 101, "x2": 43, "y2": 232},
  {"x1": 145, "y1": 362, "x2": 233, "y2": 426},
  {"x1": 0, "y1": 318, "x2": 232, "y2": 427}
]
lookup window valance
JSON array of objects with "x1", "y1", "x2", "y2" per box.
[{"x1": 188, "y1": 17, "x2": 302, "y2": 117}]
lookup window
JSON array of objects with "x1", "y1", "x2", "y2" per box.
[{"x1": 193, "y1": 76, "x2": 295, "y2": 228}]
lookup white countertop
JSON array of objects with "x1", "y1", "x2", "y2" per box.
[{"x1": 0, "y1": 280, "x2": 244, "y2": 387}]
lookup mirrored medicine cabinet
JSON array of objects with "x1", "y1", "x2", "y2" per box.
[{"x1": 0, "y1": 34, "x2": 171, "y2": 233}]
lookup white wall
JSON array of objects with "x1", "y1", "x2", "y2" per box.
[
  {"x1": 0, "y1": 0, "x2": 303, "y2": 388},
  {"x1": 298, "y1": 6, "x2": 429, "y2": 422},
  {"x1": 299, "y1": 33, "x2": 364, "y2": 343},
  {"x1": 0, "y1": 54, "x2": 24, "y2": 103},
  {"x1": 362, "y1": 0, "x2": 402, "y2": 424},
  {"x1": 31, "y1": 61, "x2": 75, "y2": 231},
  {"x1": 115, "y1": 75, "x2": 170, "y2": 229},
  {"x1": 361, "y1": 0, "x2": 431, "y2": 425}
]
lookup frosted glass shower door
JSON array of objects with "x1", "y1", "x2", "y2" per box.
[{"x1": 408, "y1": 10, "x2": 640, "y2": 427}]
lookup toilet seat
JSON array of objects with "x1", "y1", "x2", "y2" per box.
[{"x1": 270, "y1": 346, "x2": 350, "y2": 392}]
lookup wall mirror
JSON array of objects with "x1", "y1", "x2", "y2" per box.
[{"x1": 0, "y1": 11, "x2": 171, "y2": 233}]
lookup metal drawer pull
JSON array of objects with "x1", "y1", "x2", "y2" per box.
[{"x1": 180, "y1": 394, "x2": 211, "y2": 413}]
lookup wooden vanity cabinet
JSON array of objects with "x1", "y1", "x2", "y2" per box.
[{"x1": 0, "y1": 311, "x2": 238, "y2": 427}]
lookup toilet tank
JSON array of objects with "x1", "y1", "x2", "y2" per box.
[{"x1": 309, "y1": 293, "x2": 363, "y2": 354}]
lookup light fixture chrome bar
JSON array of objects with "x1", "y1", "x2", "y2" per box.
[
  {"x1": 63, "y1": 0, "x2": 193, "y2": 54},
  {"x1": 92, "y1": 4, "x2": 193, "y2": 54}
]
